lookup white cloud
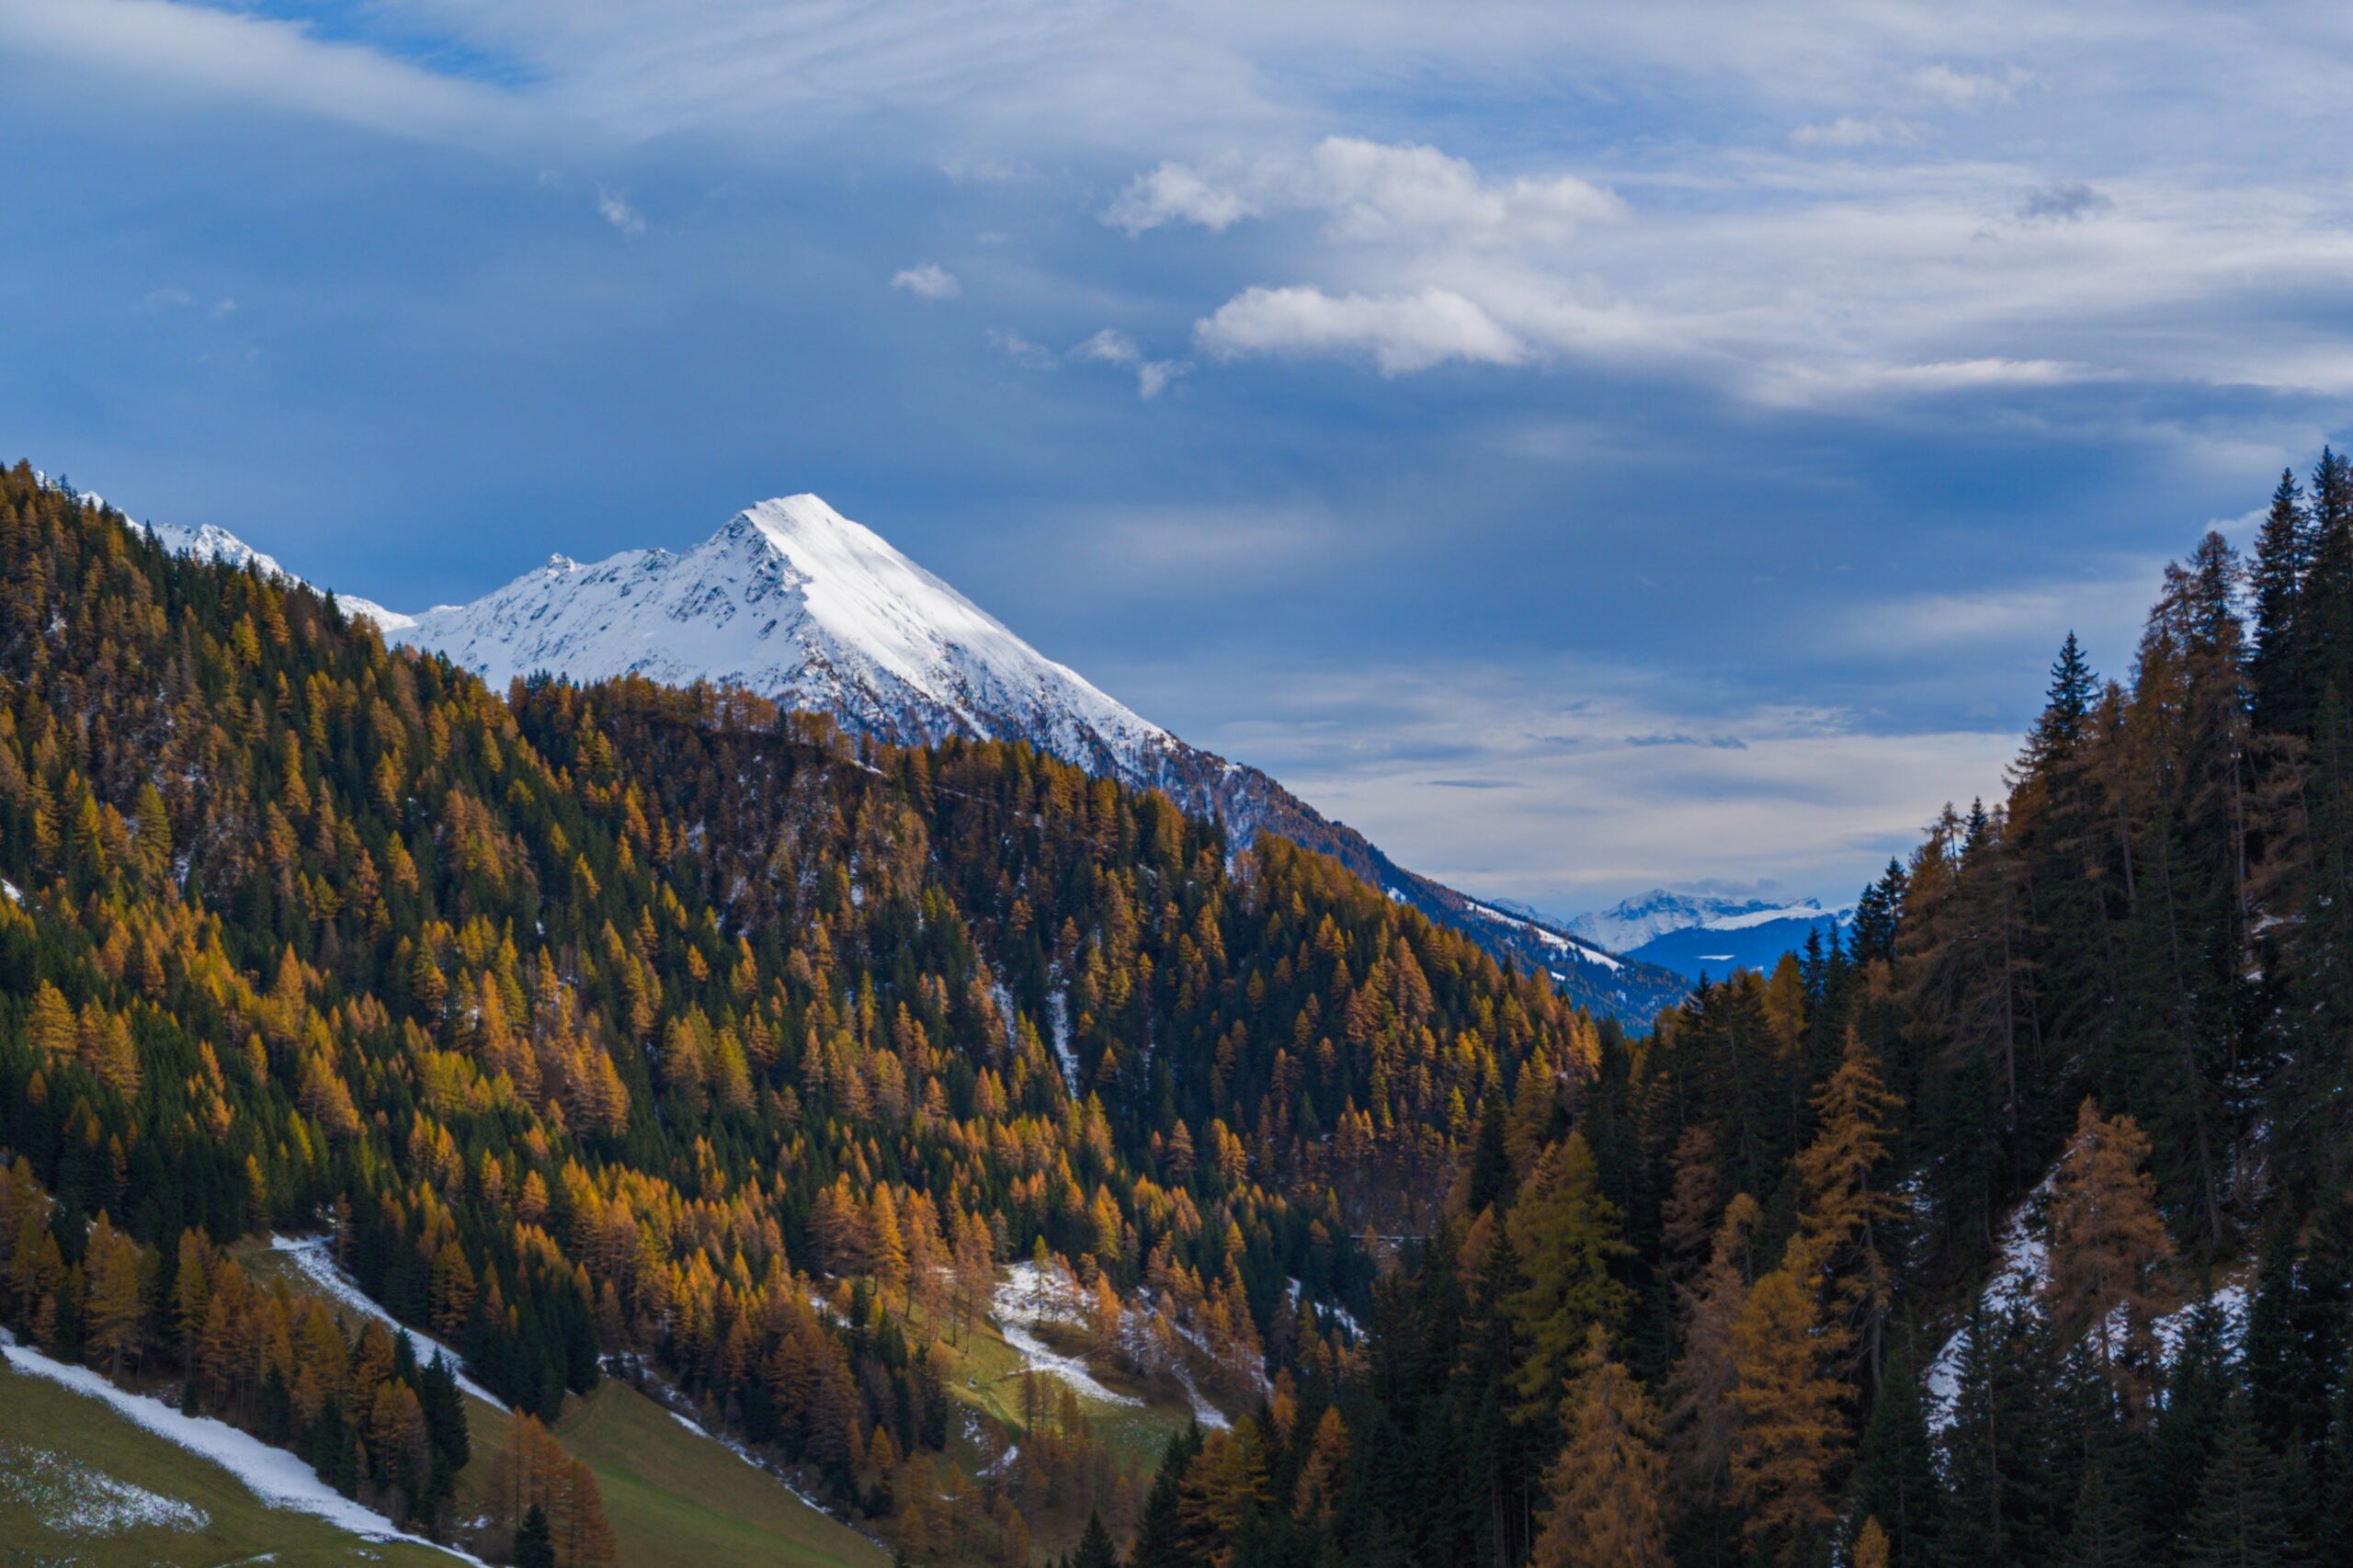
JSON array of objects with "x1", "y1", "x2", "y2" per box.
[
  {"x1": 1757, "y1": 357, "x2": 2108, "y2": 406},
  {"x1": 1073, "y1": 326, "x2": 1189, "y2": 397},
  {"x1": 892, "y1": 262, "x2": 961, "y2": 300},
  {"x1": 986, "y1": 327, "x2": 1057, "y2": 369},
  {"x1": 1075, "y1": 327, "x2": 1142, "y2": 364},
  {"x1": 1109, "y1": 136, "x2": 1621, "y2": 245},
  {"x1": 597, "y1": 189, "x2": 645, "y2": 235},
  {"x1": 0, "y1": 0, "x2": 511, "y2": 142},
  {"x1": 1790, "y1": 116, "x2": 1915, "y2": 147},
  {"x1": 1111, "y1": 651, "x2": 2020, "y2": 910},
  {"x1": 1196, "y1": 286, "x2": 1527, "y2": 374},
  {"x1": 1842, "y1": 564, "x2": 2163, "y2": 657},
  {"x1": 1135, "y1": 360, "x2": 1188, "y2": 398},
  {"x1": 1909, "y1": 62, "x2": 2024, "y2": 108}
]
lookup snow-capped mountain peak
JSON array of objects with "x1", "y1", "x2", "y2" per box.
[
  {"x1": 395, "y1": 494, "x2": 1168, "y2": 771},
  {"x1": 1563, "y1": 888, "x2": 1856, "y2": 956}
]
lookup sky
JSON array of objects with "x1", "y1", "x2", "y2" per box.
[{"x1": 8, "y1": 1, "x2": 2353, "y2": 920}]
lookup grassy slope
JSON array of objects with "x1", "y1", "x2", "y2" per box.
[
  {"x1": 938, "y1": 1311, "x2": 1201, "y2": 1471},
  {"x1": 240, "y1": 1239, "x2": 888, "y2": 1568},
  {"x1": 551, "y1": 1380, "x2": 888, "y2": 1568},
  {"x1": 0, "y1": 1358, "x2": 460, "y2": 1568},
  {"x1": 230, "y1": 1239, "x2": 1194, "y2": 1565}
]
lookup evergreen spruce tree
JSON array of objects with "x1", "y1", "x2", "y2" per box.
[
  {"x1": 2251, "y1": 468, "x2": 2313, "y2": 738},
  {"x1": 1937, "y1": 1302, "x2": 2062, "y2": 1566},
  {"x1": 514, "y1": 1502, "x2": 557, "y2": 1568},
  {"x1": 2147, "y1": 1299, "x2": 2234, "y2": 1548},
  {"x1": 1131, "y1": 1425, "x2": 1208, "y2": 1568},
  {"x1": 2183, "y1": 1399, "x2": 2308, "y2": 1567},
  {"x1": 1071, "y1": 1509, "x2": 1120, "y2": 1568},
  {"x1": 2062, "y1": 1433, "x2": 2148, "y2": 1568},
  {"x1": 1849, "y1": 1324, "x2": 1938, "y2": 1564}
]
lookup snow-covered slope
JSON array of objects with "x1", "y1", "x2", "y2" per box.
[{"x1": 399, "y1": 495, "x2": 1164, "y2": 773}]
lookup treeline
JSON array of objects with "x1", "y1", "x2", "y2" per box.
[
  {"x1": 1072, "y1": 451, "x2": 2353, "y2": 1568},
  {"x1": 0, "y1": 463, "x2": 1599, "y2": 1560}
]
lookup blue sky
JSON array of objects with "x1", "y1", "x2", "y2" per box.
[{"x1": 8, "y1": 1, "x2": 2353, "y2": 917}]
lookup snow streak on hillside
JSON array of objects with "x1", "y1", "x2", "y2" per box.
[{"x1": 0, "y1": 1329, "x2": 486, "y2": 1562}]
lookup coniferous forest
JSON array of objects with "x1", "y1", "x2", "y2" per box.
[{"x1": 7, "y1": 450, "x2": 2353, "y2": 1567}]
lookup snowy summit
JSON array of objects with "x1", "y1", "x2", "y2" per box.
[{"x1": 399, "y1": 495, "x2": 1168, "y2": 773}]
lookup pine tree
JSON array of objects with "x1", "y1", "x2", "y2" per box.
[
  {"x1": 514, "y1": 1502, "x2": 556, "y2": 1568},
  {"x1": 1792, "y1": 1028, "x2": 1904, "y2": 1387},
  {"x1": 2252, "y1": 469, "x2": 2313, "y2": 738},
  {"x1": 1665, "y1": 1192, "x2": 1755, "y2": 1509},
  {"x1": 1531, "y1": 1324, "x2": 1667, "y2": 1568},
  {"x1": 1728, "y1": 1251, "x2": 1847, "y2": 1555},
  {"x1": 2042, "y1": 1098, "x2": 2174, "y2": 1415},
  {"x1": 1506, "y1": 1132, "x2": 1633, "y2": 1412},
  {"x1": 2062, "y1": 1435, "x2": 2146, "y2": 1568},
  {"x1": 2147, "y1": 1297, "x2": 2235, "y2": 1548},
  {"x1": 1849, "y1": 1323, "x2": 1938, "y2": 1564},
  {"x1": 1071, "y1": 1510, "x2": 1119, "y2": 1568},
  {"x1": 2183, "y1": 1399, "x2": 2307, "y2": 1566},
  {"x1": 1131, "y1": 1426, "x2": 1207, "y2": 1568},
  {"x1": 1935, "y1": 1301, "x2": 2062, "y2": 1567}
]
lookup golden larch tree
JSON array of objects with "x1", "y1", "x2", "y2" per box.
[{"x1": 1532, "y1": 1324, "x2": 1670, "y2": 1568}]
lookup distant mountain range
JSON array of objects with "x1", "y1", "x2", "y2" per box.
[
  {"x1": 1563, "y1": 889, "x2": 1854, "y2": 981},
  {"x1": 106, "y1": 483, "x2": 1690, "y2": 1023}
]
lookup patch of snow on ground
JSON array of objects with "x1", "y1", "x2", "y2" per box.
[
  {"x1": 1, "y1": 879, "x2": 19, "y2": 903},
  {"x1": 268, "y1": 1235, "x2": 508, "y2": 1411},
  {"x1": 1465, "y1": 901, "x2": 1625, "y2": 971},
  {"x1": 1924, "y1": 1172, "x2": 2248, "y2": 1433},
  {"x1": 1168, "y1": 1364, "x2": 1231, "y2": 1431},
  {"x1": 0, "y1": 1446, "x2": 210, "y2": 1535},
  {"x1": 2154, "y1": 1283, "x2": 2252, "y2": 1362},
  {"x1": 1925, "y1": 1180, "x2": 2052, "y2": 1432},
  {"x1": 1287, "y1": 1278, "x2": 1363, "y2": 1341},
  {"x1": 992, "y1": 1263, "x2": 1142, "y2": 1408},
  {"x1": 0, "y1": 1338, "x2": 486, "y2": 1562},
  {"x1": 1046, "y1": 987, "x2": 1078, "y2": 1092}
]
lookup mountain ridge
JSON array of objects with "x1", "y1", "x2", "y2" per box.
[
  {"x1": 102, "y1": 480, "x2": 1688, "y2": 1022},
  {"x1": 1565, "y1": 886, "x2": 1856, "y2": 981}
]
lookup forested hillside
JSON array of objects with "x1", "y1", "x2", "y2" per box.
[
  {"x1": 1122, "y1": 454, "x2": 2353, "y2": 1568},
  {"x1": 10, "y1": 449, "x2": 2353, "y2": 1568},
  {"x1": 0, "y1": 462, "x2": 1609, "y2": 1562}
]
